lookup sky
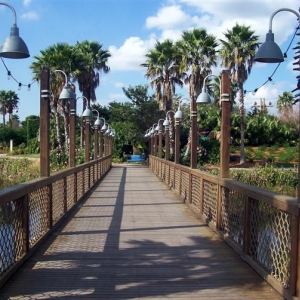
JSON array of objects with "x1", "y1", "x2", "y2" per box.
[{"x1": 0, "y1": 0, "x2": 299, "y2": 121}]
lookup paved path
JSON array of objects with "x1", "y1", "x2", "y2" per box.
[{"x1": 0, "y1": 164, "x2": 283, "y2": 300}]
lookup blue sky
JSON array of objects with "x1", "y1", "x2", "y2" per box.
[{"x1": 0, "y1": 0, "x2": 299, "y2": 121}]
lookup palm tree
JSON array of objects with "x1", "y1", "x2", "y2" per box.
[
  {"x1": 30, "y1": 43, "x2": 77, "y2": 149},
  {"x1": 175, "y1": 28, "x2": 218, "y2": 157},
  {"x1": 0, "y1": 90, "x2": 19, "y2": 127},
  {"x1": 141, "y1": 39, "x2": 183, "y2": 112},
  {"x1": 277, "y1": 91, "x2": 294, "y2": 117},
  {"x1": 142, "y1": 40, "x2": 183, "y2": 156},
  {"x1": 73, "y1": 40, "x2": 111, "y2": 109},
  {"x1": 219, "y1": 23, "x2": 259, "y2": 164}
]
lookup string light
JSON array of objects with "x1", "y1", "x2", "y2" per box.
[
  {"x1": 244, "y1": 25, "x2": 299, "y2": 95},
  {"x1": 1, "y1": 57, "x2": 36, "y2": 91}
]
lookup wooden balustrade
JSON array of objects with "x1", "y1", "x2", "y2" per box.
[
  {"x1": 0, "y1": 156, "x2": 111, "y2": 289},
  {"x1": 149, "y1": 155, "x2": 300, "y2": 299}
]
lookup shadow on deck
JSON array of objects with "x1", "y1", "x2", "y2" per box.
[{"x1": 0, "y1": 164, "x2": 283, "y2": 299}]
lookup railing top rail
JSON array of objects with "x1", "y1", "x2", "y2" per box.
[
  {"x1": 0, "y1": 155, "x2": 111, "y2": 205},
  {"x1": 149, "y1": 155, "x2": 299, "y2": 216}
]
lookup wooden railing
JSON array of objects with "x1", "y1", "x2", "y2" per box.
[
  {"x1": 0, "y1": 155, "x2": 111, "y2": 288},
  {"x1": 149, "y1": 155, "x2": 300, "y2": 300}
]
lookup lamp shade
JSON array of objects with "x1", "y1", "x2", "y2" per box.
[
  {"x1": 163, "y1": 118, "x2": 170, "y2": 126},
  {"x1": 0, "y1": 25, "x2": 29, "y2": 59},
  {"x1": 101, "y1": 123, "x2": 108, "y2": 131},
  {"x1": 94, "y1": 118, "x2": 102, "y2": 127},
  {"x1": 254, "y1": 31, "x2": 284, "y2": 63},
  {"x1": 197, "y1": 88, "x2": 211, "y2": 104},
  {"x1": 82, "y1": 107, "x2": 92, "y2": 117},
  {"x1": 59, "y1": 85, "x2": 76, "y2": 100},
  {"x1": 174, "y1": 109, "x2": 183, "y2": 119}
]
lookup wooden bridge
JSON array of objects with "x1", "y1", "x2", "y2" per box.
[{"x1": 0, "y1": 156, "x2": 297, "y2": 299}]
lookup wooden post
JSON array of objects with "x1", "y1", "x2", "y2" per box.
[
  {"x1": 175, "y1": 118, "x2": 180, "y2": 164},
  {"x1": 69, "y1": 98, "x2": 76, "y2": 167},
  {"x1": 165, "y1": 126, "x2": 170, "y2": 160},
  {"x1": 220, "y1": 70, "x2": 231, "y2": 178},
  {"x1": 40, "y1": 66, "x2": 50, "y2": 177},
  {"x1": 84, "y1": 117, "x2": 90, "y2": 162},
  {"x1": 190, "y1": 95, "x2": 197, "y2": 169}
]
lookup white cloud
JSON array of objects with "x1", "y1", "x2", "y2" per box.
[
  {"x1": 115, "y1": 82, "x2": 125, "y2": 88},
  {"x1": 23, "y1": 0, "x2": 32, "y2": 6},
  {"x1": 21, "y1": 11, "x2": 39, "y2": 21},
  {"x1": 108, "y1": 36, "x2": 156, "y2": 71}
]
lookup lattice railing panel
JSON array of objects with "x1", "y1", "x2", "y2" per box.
[
  {"x1": 77, "y1": 170, "x2": 84, "y2": 200},
  {"x1": 29, "y1": 186, "x2": 49, "y2": 246},
  {"x1": 220, "y1": 188, "x2": 245, "y2": 247},
  {"x1": 165, "y1": 164, "x2": 170, "y2": 186},
  {"x1": 169, "y1": 165, "x2": 174, "y2": 189},
  {"x1": 84, "y1": 168, "x2": 90, "y2": 193},
  {"x1": 174, "y1": 169, "x2": 180, "y2": 194},
  {"x1": 0, "y1": 198, "x2": 24, "y2": 276},
  {"x1": 89, "y1": 165, "x2": 93, "y2": 187},
  {"x1": 66, "y1": 174, "x2": 76, "y2": 210},
  {"x1": 52, "y1": 178, "x2": 65, "y2": 225},
  {"x1": 248, "y1": 199, "x2": 291, "y2": 288},
  {"x1": 191, "y1": 175, "x2": 201, "y2": 214},
  {"x1": 181, "y1": 171, "x2": 189, "y2": 202},
  {"x1": 203, "y1": 180, "x2": 218, "y2": 225}
]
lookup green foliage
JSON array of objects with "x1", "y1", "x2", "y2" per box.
[
  {"x1": 230, "y1": 164, "x2": 298, "y2": 197},
  {"x1": 0, "y1": 158, "x2": 40, "y2": 189},
  {"x1": 50, "y1": 148, "x2": 69, "y2": 172}
]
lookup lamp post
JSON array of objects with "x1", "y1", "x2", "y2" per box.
[
  {"x1": 198, "y1": 70, "x2": 231, "y2": 178},
  {"x1": 163, "y1": 111, "x2": 176, "y2": 161},
  {"x1": 99, "y1": 119, "x2": 106, "y2": 157},
  {"x1": 254, "y1": 8, "x2": 300, "y2": 203},
  {"x1": 155, "y1": 119, "x2": 165, "y2": 158},
  {"x1": 82, "y1": 103, "x2": 92, "y2": 163},
  {"x1": 92, "y1": 109, "x2": 101, "y2": 160},
  {"x1": 40, "y1": 69, "x2": 76, "y2": 174},
  {"x1": 0, "y1": 2, "x2": 29, "y2": 58}
]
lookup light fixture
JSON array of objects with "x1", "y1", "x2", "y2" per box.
[
  {"x1": 163, "y1": 110, "x2": 175, "y2": 126},
  {"x1": 197, "y1": 74, "x2": 221, "y2": 104},
  {"x1": 0, "y1": 2, "x2": 30, "y2": 59},
  {"x1": 54, "y1": 70, "x2": 76, "y2": 100},
  {"x1": 254, "y1": 8, "x2": 300, "y2": 63},
  {"x1": 76, "y1": 96, "x2": 92, "y2": 117}
]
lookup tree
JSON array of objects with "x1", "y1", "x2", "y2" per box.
[
  {"x1": 30, "y1": 43, "x2": 77, "y2": 148},
  {"x1": 73, "y1": 40, "x2": 111, "y2": 109},
  {"x1": 175, "y1": 28, "x2": 218, "y2": 157},
  {"x1": 219, "y1": 23, "x2": 259, "y2": 164},
  {"x1": 141, "y1": 39, "x2": 183, "y2": 111},
  {"x1": 277, "y1": 91, "x2": 294, "y2": 117},
  {"x1": 0, "y1": 90, "x2": 19, "y2": 128}
]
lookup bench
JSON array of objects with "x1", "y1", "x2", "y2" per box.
[{"x1": 127, "y1": 154, "x2": 145, "y2": 163}]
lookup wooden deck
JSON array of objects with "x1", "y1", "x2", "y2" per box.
[{"x1": 0, "y1": 164, "x2": 283, "y2": 299}]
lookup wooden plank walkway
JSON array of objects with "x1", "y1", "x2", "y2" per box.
[{"x1": 0, "y1": 164, "x2": 283, "y2": 300}]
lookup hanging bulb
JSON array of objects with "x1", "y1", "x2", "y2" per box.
[
  {"x1": 27, "y1": 84, "x2": 31, "y2": 91},
  {"x1": 252, "y1": 88, "x2": 258, "y2": 96},
  {"x1": 283, "y1": 53, "x2": 288, "y2": 61},
  {"x1": 268, "y1": 77, "x2": 275, "y2": 85},
  {"x1": 18, "y1": 83, "x2": 22, "y2": 90},
  {"x1": 7, "y1": 71, "x2": 11, "y2": 80}
]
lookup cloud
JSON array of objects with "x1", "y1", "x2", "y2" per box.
[
  {"x1": 23, "y1": 0, "x2": 32, "y2": 6},
  {"x1": 108, "y1": 36, "x2": 156, "y2": 71},
  {"x1": 21, "y1": 11, "x2": 39, "y2": 21}
]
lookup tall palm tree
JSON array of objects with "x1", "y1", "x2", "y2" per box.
[
  {"x1": 73, "y1": 40, "x2": 111, "y2": 110},
  {"x1": 142, "y1": 40, "x2": 183, "y2": 156},
  {"x1": 175, "y1": 28, "x2": 218, "y2": 157},
  {"x1": 0, "y1": 90, "x2": 19, "y2": 127},
  {"x1": 277, "y1": 91, "x2": 294, "y2": 117},
  {"x1": 141, "y1": 39, "x2": 183, "y2": 112},
  {"x1": 30, "y1": 43, "x2": 77, "y2": 148},
  {"x1": 219, "y1": 23, "x2": 259, "y2": 164}
]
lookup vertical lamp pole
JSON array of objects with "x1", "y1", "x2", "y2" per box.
[
  {"x1": 40, "y1": 67, "x2": 51, "y2": 177},
  {"x1": 157, "y1": 119, "x2": 164, "y2": 158},
  {"x1": 69, "y1": 98, "x2": 76, "y2": 167},
  {"x1": 84, "y1": 115, "x2": 90, "y2": 162},
  {"x1": 220, "y1": 70, "x2": 231, "y2": 178},
  {"x1": 174, "y1": 117, "x2": 181, "y2": 164},
  {"x1": 190, "y1": 95, "x2": 198, "y2": 169}
]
